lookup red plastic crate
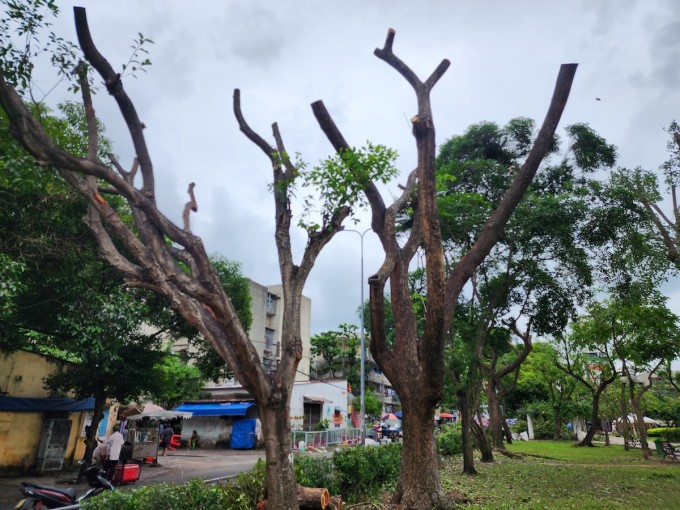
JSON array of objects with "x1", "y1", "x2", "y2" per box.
[{"x1": 113, "y1": 462, "x2": 140, "y2": 484}]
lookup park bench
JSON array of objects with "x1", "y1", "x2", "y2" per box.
[
  {"x1": 626, "y1": 437, "x2": 641, "y2": 448},
  {"x1": 655, "y1": 440, "x2": 679, "y2": 460}
]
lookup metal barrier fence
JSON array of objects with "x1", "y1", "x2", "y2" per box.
[{"x1": 291, "y1": 428, "x2": 362, "y2": 449}]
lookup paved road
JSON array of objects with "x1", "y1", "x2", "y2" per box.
[{"x1": 0, "y1": 448, "x2": 266, "y2": 509}]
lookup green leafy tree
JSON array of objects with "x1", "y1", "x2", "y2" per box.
[
  {"x1": 560, "y1": 292, "x2": 680, "y2": 453},
  {"x1": 431, "y1": 118, "x2": 615, "y2": 456},
  {"x1": 145, "y1": 351, "x2": 205, "y2": 410},
  {"x1": 44, "y1": 288, "x2": 166, "y2": 466},
  {"x1": 311, "y1": 324, "x2": 359, "y2": 385}
]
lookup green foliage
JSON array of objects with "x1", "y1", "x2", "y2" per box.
[
  {"x1": 437, "y1": 424, "x2": 463, "y2": 455},
  {"x1": 311, "y1": 323, "x2": 359, "y2": 385},
  {"x1": 121, "y1": 32, "x2": 153, "y2": 79},
  {"x1": 42, "y1": 287, "x2": 166, "y2": 402},
  {"x1": 294, "y1": 454, "x2": 339, "y2": 494},
  {"x1": 297, "y1": 142, "x2": 398, "y2": 231},
  {"x1": 0, "y1": 0, "x2": 80, "y2": 92},
  {"x1": 331, "y1": 443, "x2": 402, "y2": 501},
  {"x1": 83, "y1": 461, "x2": 265, "y2": 510},
  {"x1": 363, "y1": 391, "x2": 382, "y2": 418},
  {"x1": 660, "y1": 120, "x2": 680, "y2": 189},
  {"x1": 646, "y1": 427, "x2": 680, "y2": 441},
  {"x1": 314, "y1": 418, "x2": 331, "y2": 431},
  {"x1": 144, "y1": 352, "x2": 204, "y2": 410}
]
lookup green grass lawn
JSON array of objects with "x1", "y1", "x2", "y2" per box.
[{"x1": 438, "y1": 441, "x2": 680, "y2": 509}]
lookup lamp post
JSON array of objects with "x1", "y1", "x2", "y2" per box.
[{"x1": 344, "y1": 227, "x2": 371, "y2": 445}]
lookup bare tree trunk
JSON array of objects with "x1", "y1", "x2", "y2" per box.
[
  {"x1": 620, "y1": 383, "x2": 631, "y2": 451},
  {"x1": 393, "y1": 399, "x2": 449, "y2": 509},
  {"x1": 553, "y1": 412, "x2": 563, "y2": 441},
  {"x1": 458, "y1": 390, "x2": 477, "y2": 475},
  {"x1": 79, "y1": 394, "x2": 105, "y2": 480},
  {"x1": 486, "y1": 382, "x2": 505, "y2": 450},
  {"x1": 470, "y1": 418, "x2": 494, "y2": 463},
  {"x1": 629, "y1": 383, "x2": 652, "y2": 460},
  {"x1": 501, "y1": 407, "x2": 513, "y2": 445},
  {"x1": 260, "y1": 404, "x2": 298, "y2": 507},
  {"x1": 576, "y1": 390, "x2": 601, "y2": 447}
]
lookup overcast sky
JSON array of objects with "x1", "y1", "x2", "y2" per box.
[{"x1": 29, "y1": 0, "x2": 680, "y2": 336}]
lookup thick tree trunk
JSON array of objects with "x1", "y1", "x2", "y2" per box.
[
  {"x1": 458, "y1": 390, "x2": 477, "y2": 475},
  {"x1": 393, "y1": 399, "x2": 451, "y2": 509},
  {"x1": 620, "y1": 383, "x2": 631, "y2": 450},
  {"x1": 486, "y1": 382, "x2": 505, "y2": 450},
  {"x1": 260, "y1": 404, "x2": 298, "y2": 509},
  {"x1": 500, "y1": 406, "x2": 513, "y2": 444},
  {"x1": 553, "y1": 412, "x2": 563, "y2": 441},
  {"x1": 470, "y1": 418, "x2": 493, "y2": 463},
  {"x1": 629, "y1": 387, "x2": 651, "y2": 460},
  {"x1": 576, "y1": 390, "x2": 601, "y2": 447},
  {"x1": 79, "y1": 393, "x2": 105, "y2": 480}
]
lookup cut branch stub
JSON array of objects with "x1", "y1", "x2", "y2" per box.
[{"x1": 183, "y1": 182, "x2": 197, "y2": 233}]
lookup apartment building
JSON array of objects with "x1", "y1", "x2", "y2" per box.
[{"x1": 173, "y1": 279, "x2": 312, "y2": 397}]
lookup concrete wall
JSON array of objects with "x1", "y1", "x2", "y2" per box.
[
  {"x1": 0, "y1": 350, "x2": 96, "y2": 472},
  {"x1": 290, "y1": 380, "x2": 349, "y2": 431}
]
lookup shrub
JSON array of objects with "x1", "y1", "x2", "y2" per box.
[
  {"x1": 647, "y1": 427, "x2": 680, "y2": 441},
  {"x1": 83, "y1": 460, "x2": 265, "y2": 510},
  {"x1": 295, "y1": 454, "x2": 339, "y2": 494},
  {"x1": 332, "y1": 443, "x2": 401, "y2": 501},
  {"x1": 437, "y1": 424, "x2": 463, "y2": 456}
]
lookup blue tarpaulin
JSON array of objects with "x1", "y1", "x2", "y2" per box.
[
  {"x1": 231, "y1": 418, "x2": 256, "y2": 449},
  {"x1": 0, "y1": 396, "x2": 95, "y2": 412},
  {"x1": 174, "y1": 402, "x2": 254, "y2": 417}
]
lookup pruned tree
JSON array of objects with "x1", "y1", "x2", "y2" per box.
[
  {"x1": 1, "y1": 5, "x2": 577, "y2": 507},
  {"x1": 0, "y1": 6, "x2": 360, "y2": 507},
  {"x1": 311, "y1": 29, "x2": 577, "y2": 508}
]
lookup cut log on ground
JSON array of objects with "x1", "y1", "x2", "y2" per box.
[
  {"x1": 259, "y1": 486, "x2": 332, "y2": 509},
  {"x1": 297, "y1": 484, "x2": 331, "y2": 509}
]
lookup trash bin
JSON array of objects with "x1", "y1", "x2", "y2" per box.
[{"x1": 654, "y1": 438, "x2": 665, "y2": 457}]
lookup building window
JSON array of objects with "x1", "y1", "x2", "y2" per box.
[
  {"x1": 265, "y1": 328, "x2": 275, "y2": 354},
  {"x1": 266, "y1": 293, "x2": 277, "y2": 315}
]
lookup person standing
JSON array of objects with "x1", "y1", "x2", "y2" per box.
[
  {"x1": 160, "y1": 423, "x2": 174, "y2": 456},
  {"x1": 98, "y1": 424, "x2": 124, "y2": 480}
]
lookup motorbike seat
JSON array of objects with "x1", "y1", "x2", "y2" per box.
[{"x1": 21, "y1": 482, "x2": 78, "y2": 499}]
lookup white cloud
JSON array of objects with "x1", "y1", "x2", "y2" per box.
[{"x1": 30, "y1": 0, "x2": 680, "y2": 334}]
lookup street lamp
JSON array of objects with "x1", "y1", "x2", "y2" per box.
[{"x1": 343, "y1": 227, "x2": 371, "y2": 445}]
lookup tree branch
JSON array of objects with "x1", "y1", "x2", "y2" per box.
[{"x1": 73, "y1": 7, "x2": 155, "y2": 199}]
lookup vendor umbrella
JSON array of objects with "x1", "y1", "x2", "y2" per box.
[
  {"x1": 395, "y1": 410, "x2": 403, "y2": 419},
  {"x1": 440, "y1": 412, "x2": 454, "y2": 419},
  {"x1": 381, "y1": 413, "x2": 399, "y2": 421}
]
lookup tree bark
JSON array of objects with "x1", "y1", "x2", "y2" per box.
[
  {"x1": 486, "y1": 381, "x2": 504, "y2": 450},
  {"x1": 470, "y1": 418, "x2": 494, "y2": 463},
  {"x1": 296, "y1": 485, "x2": 330, "y2": 509},
  {"x1": 576, "y1": 389, "x2": 601, "y2": 447},
  {"x1": 458, "y1": 389, "x2": 477, "y2": 475},
  {"x1": 393, "y1": 397, "x2": 449, "y2": 509},
  {"x1": 620, "y1": 382, "x2": 631, "y2": 451}
]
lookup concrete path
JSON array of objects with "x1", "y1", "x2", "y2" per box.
[{"x1": 0, "y1": 448, "x2": 265, "y2": 510}]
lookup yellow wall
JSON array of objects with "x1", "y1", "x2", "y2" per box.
[
  {"x1": 0, "y1": 350, "x2": 67, "y2": 397},
  {"x1": 0, "y1": 350, "x2": 110, "y2": 472}
]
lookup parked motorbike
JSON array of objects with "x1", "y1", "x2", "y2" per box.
[{"x1": 15, "y1": 463, "x2": 113, "y2": 509}]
